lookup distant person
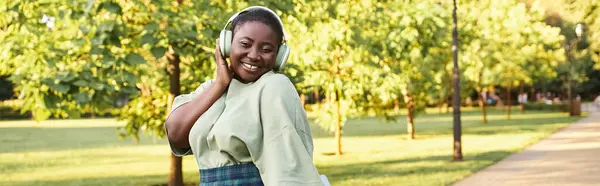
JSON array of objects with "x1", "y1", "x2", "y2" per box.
[
  {"x1": 164, "y1": 6, "x2": 324, "y2": 185},
  {"x1": 595, "y1": 95, "x2": 600, "y2": 108},
  {"x1": 518, "y1": 93, "x2": 528, "y2": 104},
  {"x1": 553, "y1": 97, "x2": 561, "y2": 104}
]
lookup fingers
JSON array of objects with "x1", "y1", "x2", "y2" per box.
[
  {"x1": 215, "y1": 39, "x2": 220, "y2": 57},
  {"x1": 214, "y1": 40, "x2": 227, "y2": 66}
]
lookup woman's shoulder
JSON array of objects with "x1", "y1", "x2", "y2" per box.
[
  {"x1": 257, "y1": 72, "x2": 293, "y2": 87},
  {"x1": 256, "y1": 72, "x2": 296, "y2": 93}
]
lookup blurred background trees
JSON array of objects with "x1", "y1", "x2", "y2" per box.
[{"x1": 2, "y1": 0, "x2": 599, "y2": 185}]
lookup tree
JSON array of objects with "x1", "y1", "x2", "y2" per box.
[
  {"x1": 0, "y1": 1, "x2": 237, "y2": 185},
  {"x1": 451, "y1": 0, "x2": 463, "y2": 161},
  {"x1": 372, "y1": 1, "x2": 452, "y2": 139},
  {"x1": 564, "y1": 1, "x2": 600, "y2": 67},
  {"x1": 460, "y1": 0, "x2": 564, "y2": 121},
  {"x1": 0, "y1": 0, "x2": 140, "y2": 121},
  {"x1": 291, "y1": 0, "x2": 386, "y2": 155}
]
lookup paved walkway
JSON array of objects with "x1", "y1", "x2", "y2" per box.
[{"x1": 453, "y1": 105, "x2": 600, "y2": 186}]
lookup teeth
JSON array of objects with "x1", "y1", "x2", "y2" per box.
[{"x1": 242, "y1": 63, "x2": 258, "y2": 71}]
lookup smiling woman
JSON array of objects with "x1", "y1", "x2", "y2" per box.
[
  {"x1": 164, "y1": 6, "x2": 324, "y2": 186},
  {"x1": 229, "y1": 21, "x2": 279, "y2": 83}
]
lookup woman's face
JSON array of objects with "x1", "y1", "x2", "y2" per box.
[{"x1": 229, "y1": 21, "x2": 279, "y2": 83}]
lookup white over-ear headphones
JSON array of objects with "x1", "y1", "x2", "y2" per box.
[{"x1": 218, "y1": 6, "x2": 290, "y2": 72}]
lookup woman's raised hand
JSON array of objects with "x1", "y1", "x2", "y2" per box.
[{"x1": 215, "y1": 40, "x2": 233, "y2": 88}]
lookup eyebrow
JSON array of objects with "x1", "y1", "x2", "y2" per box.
[
  {"x1": 239, "y1": 36, "x2": 254, "y2": 42},
  {"x1": 239, "y1": 36, "x2": 276, "y2": 48}
]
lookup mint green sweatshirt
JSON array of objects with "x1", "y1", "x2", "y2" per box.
[{"x1": 167, "y1": 71, "x2": 323, "y2": 186}]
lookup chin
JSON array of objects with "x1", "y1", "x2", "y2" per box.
[{"x1": 234, "y1": 67, "x2": 267, "y2": 83}]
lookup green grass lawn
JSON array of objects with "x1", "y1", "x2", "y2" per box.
[{"x1": 0, "y1": 107, "x2": 583, "y2": 186}]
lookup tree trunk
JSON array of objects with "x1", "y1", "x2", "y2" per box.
[
  {"x1": 520, "y1": 80, "x2": 525, "y2": 114},
  {"x1": 405, "y1": 94, "x2": 415, "y2": 140},
  {"x1": 438, "y1": 99, "x2": 443, "y2": 114},
  {"x1": 335, "y1": 90, "x2": 342, "y2": 156},
  {"x1": 169, "y1": 154, "x2": 183, "y2": 186},
  {"x1": 568, "y1": 75, "x2": 573, "y2": 116},
  {"x1": 476, "y1": 70, "x2": 487, "y2": 124},
  {"x1": 394, "y1": 99, "x2": 400, "y2": 114},
  {"x1": 313, "y1": 87, "x2": 320, "y2": 104},
  {"x1": 530, "y1": 85, "x2": 536, "y2": 102},
  {"x1": 167, "y1": 49, "x2": 183, "y2": 186},
  {"x1": 90, "y1": 106, "x2": 96, "y2": 118},
  {"x1": 445, "y1": 96, "x2": 450, "y2": 114},
  {"x1": 438, "y1": 92, "x2": 447, "y2": 114},
  {"x1": 452, "y1": 0, "x2": 463, "y2": 161},
  {"x1": 477, "y1": 88, "x2": 488, "y2": 124},
  {"x1": 506, "y1": 83, "x2": 512, "y2": 120}
]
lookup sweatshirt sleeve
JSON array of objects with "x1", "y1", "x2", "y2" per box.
[
  {"x1": 253, "y1": 74, "x2": 323, "y2": 186},
  {"x1": 165, "y1": 80, "x2": 214, "y2": 157}
]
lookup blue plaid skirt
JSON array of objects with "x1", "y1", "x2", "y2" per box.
[{"x1": 199, "y1": 163, "x2": 264, "y2": 186}]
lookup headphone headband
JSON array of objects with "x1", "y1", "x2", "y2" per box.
[{"x1": 223, "y1": 6, "x2": 288, "y2": 43}]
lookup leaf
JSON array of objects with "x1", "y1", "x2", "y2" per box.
[
  {"x1": 44, "y1": 95, "x2": 59, "y2": 109},
  {"x1": 184, "y1": 30, "x2": 198, "y2": 40},
  {"x1": 73, "y1": 39, "x2": 86, "y2": 46},
  {"x1": 102, "y1": 53, "x2": 115, "y2": 66},
  {"x1": 151, "y1": 47, "x2": 167, "y2": 59},
  {"x1": 125, "y1": 53, "x2": 145, "y2": 65},
  {"x1": 46, "y1": 59, "x2": 56, "y2": 67},
  {"x1": 66, "y1": 110, "x2": 81, "y2": 119},
  {"x1": 202, "y1": 29, "x2": 214, "y2": 37},
  {"x1": 99, "y1": 21, "x2": 116, "y2": 32},
  {"x1": 124, "y1": 71, "x2": 137, "y2": 85},
  {"x1": 91, "y1": 36, "x2": 105, "y2": 46},
  {"x1": 33, "y1": 108, "x2": 51, "y2": 122},
  {"x1": 48, "y1": 84, "x2": 70, "y2": 93},
  {"x1": 79, "y1": 25, "x2": 90, "y2": 34},
  {"x1": 73, "y1": 80, "x2": 88, "y2": 87},
  {"x1": 73, "y1": 92, "x2": 90, "y2": 105},
  {"x1": 108, "y1": 34, "x2": 121, "y2": 46},
  {"x1": 98, "y1": 2, "x2": 122, "y2": 15},
  {"x1": 141, "y1": 34, "x2": 156, "y2": 44},
  {"x1": 172, "y1": 45, "x2": 184, "y2": 55},
  {"x1": 144, "y1": 22, "x2": 159, "y2": 32},
  {"x1": 57, "y1": 71, "x2": 75, "y2": 82},
  {"x1": 90, "y1": 82, "x2": 105, "y2": 90}
]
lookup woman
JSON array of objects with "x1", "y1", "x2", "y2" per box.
[{"x1": 165, "y1": 6, "x2": 324, "y2": 186}]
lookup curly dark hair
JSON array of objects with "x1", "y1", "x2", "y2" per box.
[{"x1": 230, "y1": 8, "x2": 284, "y2": 44}]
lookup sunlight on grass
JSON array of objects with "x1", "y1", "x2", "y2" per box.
[
  {"x1": 0, "y1": 109, "x2": 581, "y2": 186},
  {"x1": 0, "y1": 118, "x2": 123, "y2": 128}
]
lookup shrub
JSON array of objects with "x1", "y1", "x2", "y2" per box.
[{"x1": 524, "y1": 102, "x2": 568, "y2": 112}]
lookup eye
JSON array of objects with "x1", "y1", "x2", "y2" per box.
[
  {"x1": 240, "y1": 40, "x2": 251, "y2": 48},
  {"x1": 261, "y1": 46, "x2": 274, "y2": 53}
]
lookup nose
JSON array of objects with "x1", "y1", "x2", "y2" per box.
[{"x1": 247, "y1": 48, "x2": 260, "y2": 62}]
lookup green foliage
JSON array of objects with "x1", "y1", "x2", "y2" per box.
[
  {"x1": 1, "y1": 0, "x2": 596, "y2": 141},
  {"x1": 0, "y1": 103, "x2": 30, "y2": 120},
  {"x1": 372, "y1": 1, "x2": 453, "y2": 117},
  {"x1": 565, "y1": 1, "x2": 600, "y2": 66},
  {"x1": 461, "y1": 0, "x2": 565, "y2": 92},
  {"x1": 0, "y1": 0, "x2": 141, "y2": 121},
  {"x1": 523, "y1": 102, "x2": 568, "y2": 112}
]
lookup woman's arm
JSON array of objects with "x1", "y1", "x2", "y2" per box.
[
  {"x1": 166, "y1": 83, "x2": 227, "y2": 148},
  {"x1": 166, "y1": 42, "x2": 233, "y2": 149}
]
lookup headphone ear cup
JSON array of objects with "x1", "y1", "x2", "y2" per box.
[
  {"x1": 274, "y1": 44, "x2": 290, "y2": 71},
  {"x1": 219, "y1": 30, "x2": 233, "y2": 58}
]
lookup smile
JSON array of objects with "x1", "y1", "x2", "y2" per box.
[{"x1": 242, "y1": 62, "x2": 260, "y2": 72}]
